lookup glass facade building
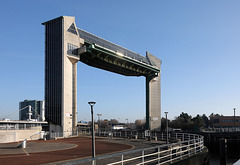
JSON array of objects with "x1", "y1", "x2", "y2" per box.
[{"x1": 19, "y1": 100, "x2": 45, "y2": 121}]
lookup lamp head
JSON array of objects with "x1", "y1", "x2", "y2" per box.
[{"x1": 88, "y1": 101, "x2": 96, "y2": 106}]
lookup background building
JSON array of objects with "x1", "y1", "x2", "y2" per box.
[
  {"x1": 210, "y1": 115, "x2": 240, "y2": 129},
  {"x1": 19, "y1": 100, "x2": 45, "y2": 121}
]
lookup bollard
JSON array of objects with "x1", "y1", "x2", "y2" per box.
[
  {"x1": 220, "y1": 138, "x2": 227, "y2": 165},
  {"x1": 17, "y1": 139, "x2": 27, "y2": 148}
]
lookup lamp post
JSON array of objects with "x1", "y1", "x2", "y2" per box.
[
  {"x1": 88, "y1": 101, "x2": 96, "y2": 163},
  {"x1": 234, "y1": 108, "x2": 236, "y2": 131},
  {"x1": 164, "y1": 112, "x2": 168, "y2": 144},
  {"x1": 97, "y1": 114, "x2": 102, "y2": 135}
]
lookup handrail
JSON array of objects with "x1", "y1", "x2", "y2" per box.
[
  {"x1": 58, "y1": 132, "x2": 205, "y2": 165},
  {"x1": 30, "y1": 132, "x2": 41, "y2": 140},
  {"x1": 106, "y1": 133, "x2": 204, "y2": 165}
]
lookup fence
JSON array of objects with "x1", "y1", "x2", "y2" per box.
[
  {"x1": 29, "y1": 130, "x2": 79, "y2": 140},
  {"x1": 206, "y1": 127, "x2": 240, "y2": 132},
  {"x1": 0, "y1": 123, "x2": 43, "y2": 130},
  {"x1": 58, "y1": 132, "x2": 204, "y2": 165},
  {"x1": 30, "y1": 131, "x2": 45, "y2": 140},
  {"x1": 46, "y1": 130, "x2": 79, "y2": 139},
  {"x1": 96, "y1": 130, "x2": 180, "y2": 141}
]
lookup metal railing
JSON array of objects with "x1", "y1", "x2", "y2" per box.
[
  {"x1": 96, "y1": 130, "x2": 173, "y2": 140},
  {"x1": 0, "y1": 123, "x2": 43, "y2": 130},
  {"x1": 58, "y1": 132, "x2": 204, "y2": 165},
  {"x1": 45, "y1": 130, "x2": 79, "y2": 139},
  {"x1": 107, "y1": 133, "x2": 203, "y2": 165},
  {"x1": 205, "y1": 127, "x2": 240, "y2": 132},
  {"x1": 30, "y1": 131, "x2": 42, "y2": 140}
]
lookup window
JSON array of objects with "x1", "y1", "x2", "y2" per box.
[
  {"x1": 67, "y1": 43, "x2": 78, "y2": 50},
  {"x1": 213, "y1": 119, "x2": 220, "y2": 123}
]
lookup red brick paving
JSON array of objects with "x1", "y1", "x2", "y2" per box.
[{"x1": 0, "y1": 137, "x2": 132, "y2": 165}]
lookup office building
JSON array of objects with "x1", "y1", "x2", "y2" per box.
[{"x1": 19, "y1": 100, "x2": 45, "y2": 121}]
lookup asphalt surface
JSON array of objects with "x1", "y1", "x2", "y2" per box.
[
  {"x1": 51, "y1": 137, "x2": 166, "y2": 165},
  {"x1": 0, "y1": 136, "x2": 133, "y2": 165}
]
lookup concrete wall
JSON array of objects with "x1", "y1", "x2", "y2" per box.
[{"x1": 0, "y1": 128, "x2": 41, "y2": 143}]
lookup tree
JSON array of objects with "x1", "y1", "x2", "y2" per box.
[
  {"x1": 170, "y1": 112, "x2": 193, "y2": 131},
  {"x1": 161, "y1": 117, "x2": 166, "y2": 131},
  {"x1": 192, "y1": 115, "x2": 204, "y2": 132},
  {"x1": 109, "y1": 119, "x2": 119, "y2": 125},
  {"x1": 135, "y1": 119, "x2": 145, "y2": 130},
  {"x1": 101, "y1": 119, "x2": 110, "y2": 130},
  {"x1": 209, "y1": 113, "x2": 221, "y2": 117},
  {"x1": 161, "y1": 117, "x2": 171, "y2": 131},
  {"x1": 179, "y1": 112, "x2": 193, "y2": 131},
  {"x1": 201, "y1": 114, "x2": 209, "y2": 128}
]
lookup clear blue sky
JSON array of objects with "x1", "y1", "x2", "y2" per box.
[{"x1": 0, "y1": 0, "x2": 240, "y2": 122}]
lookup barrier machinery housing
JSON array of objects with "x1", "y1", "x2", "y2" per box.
[{"x1": 42, "y1": 16, "x2": 162, "y2": 135}]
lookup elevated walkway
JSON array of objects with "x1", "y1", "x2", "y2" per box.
[{"x1": 75, "y1": 28, "x2": 160, "y2": 77}]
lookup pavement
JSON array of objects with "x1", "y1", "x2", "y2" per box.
[
  {"x1": 0, "y1": 136, "x2": 133, "y2": 165},
  {"x1": 0, "y1": 136, "x2": 165, "y2": 165},
  {"x1": 0, "y1": 141, "x2": 76, "y2": 155}
]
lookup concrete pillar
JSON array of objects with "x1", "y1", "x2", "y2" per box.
[
  {"x1": 72, "y1": 62, "x2": 77, "y2": 133},
  {"x1": 146, "y1": 76, "x2": 150, "y2": 130},
  {"x1": 28, "y1": 105, "x2": 32, "y2": 120},
  {"x1": 146, "y1": 52, "x2": 162, "y2": 130}
]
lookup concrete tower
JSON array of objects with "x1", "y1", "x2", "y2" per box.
[{"x1": 42, "y1": 16, "x2": 81, "y2": 135}]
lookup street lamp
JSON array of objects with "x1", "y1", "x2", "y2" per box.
[
  {"x1": 234, "y1": 108, "x2": 236, "y2": 131},
  {"x1": 164, "y1": 112, "x2": 169, "y2": 144},
  {"x1": 88, "y1": 101, "x2": 96, "y2": 162},
  {"x1": 97, "y1": 114, "x2": 102, "y2": 135},
  {"x1": 126, "y1": 118, "x2": 129, "y2": 129}
]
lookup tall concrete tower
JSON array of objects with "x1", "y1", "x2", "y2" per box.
[{"x1": 42, "y1": 16, "x2": 81, "y2": 135}]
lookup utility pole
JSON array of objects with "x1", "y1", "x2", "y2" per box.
[
  {"x1": 97, "y1": 114, "x2": 102, "y2": 134},
  {"x1": 234, "y1": 108, "x2": 236, "y2": 131},
  {"x1": 165, "y1": 112, "x2": 168, "y2": 144}
]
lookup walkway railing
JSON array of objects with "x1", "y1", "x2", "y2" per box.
[
  {"x1": 58, "y1": 132, "x2": 204, "y2": 165},
  {"x1": 97, "y1": 130, "x2": 173, "y2": 140},
  {"x1": 50, "y1": 131, "x2": 79, "y2": 138}
]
